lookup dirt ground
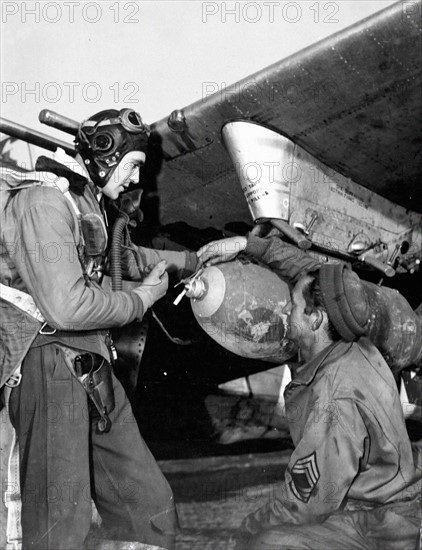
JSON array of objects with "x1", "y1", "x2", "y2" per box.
[{"x1": 159, "y1": 451, "x2": 291, "y2": 550}]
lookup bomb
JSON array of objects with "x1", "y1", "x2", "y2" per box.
[{"x1": 184, "y1": 259, "x2": 298, "y2": 363}]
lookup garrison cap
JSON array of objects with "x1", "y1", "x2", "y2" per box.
[{"x1": 319, "y1": 263, "x2": 369, "y2": 341}]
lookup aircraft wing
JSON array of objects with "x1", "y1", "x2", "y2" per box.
[{"x1": 150, "y1": 0, "x2": 421, "y2": 231}]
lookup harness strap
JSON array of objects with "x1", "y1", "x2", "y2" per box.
[
  {"x1": 52, "y1": 177, "x2": 82, "y2": 219},
  {"x1": 4, "y1": 428, "x2": 22, "y2": 550},
  {"x1": 0, "y1": 283, "x2": 45, "y2": 323},
  {"x1": 2, "y1": 356, "x2": 23, "y2": 550}
]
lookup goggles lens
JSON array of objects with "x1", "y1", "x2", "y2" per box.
[
  {"x1": 119, "y1": 109, "x2": 149, "y2": 134},
  {"x1": 92, "y1": 133, "x2": 113, "y2": 152}
]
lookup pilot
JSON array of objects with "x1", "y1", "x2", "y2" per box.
[
  {"x1": 0, "y1": 109, "x2": 198, "y2": 550},
  {"x1": 197, "y1": 233, "x2": 421, "y2": 550}
]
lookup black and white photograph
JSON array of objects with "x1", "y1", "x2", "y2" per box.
[{"x1": 1, "y1": 1, "x2": 421, "y2": 549}]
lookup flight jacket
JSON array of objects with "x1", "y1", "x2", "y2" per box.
[
  {"x1": 242, "y1": 235, "x2": 421, "y2": 531},
  {"x1": 0, "y1": 168, "x2": 197, "y2": 386}
]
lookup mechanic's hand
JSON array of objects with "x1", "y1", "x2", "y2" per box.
[
  {"x1": 197, "y1": 236, "x2": 247, "y2": 268},
  {"x1": 132, "y1": 260, "x2": 169, "y2": 311}
]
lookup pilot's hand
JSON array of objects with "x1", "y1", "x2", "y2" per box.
[
  {"x1": 197, "y1": 236, "x2": 247, "y2": 267},
  {"x1": 142, "y1": 263, "x2": 155, "y2": 277},
  {"x1": 132, "y1": 260, "x2": 169, "y2": 311}
]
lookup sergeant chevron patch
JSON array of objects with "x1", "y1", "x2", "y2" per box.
[{"x1": 289, "y1": 452, "x2": 320, "y2": 503}]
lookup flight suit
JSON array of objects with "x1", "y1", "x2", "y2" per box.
[
  {"x1": 240, "y1": 235, "x2": 422, "y2": 550},
  {"x1": 0, "y1": 169, "x2": 197, "y2": 549}
]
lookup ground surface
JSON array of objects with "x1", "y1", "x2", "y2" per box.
[{"x1": 159, "y1": 451, "x2": 291, "y2": 550}]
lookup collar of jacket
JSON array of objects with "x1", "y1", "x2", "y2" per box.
[
  {"x1": 35, "y1": 155, "x2": 89, "y2": 195},
  {"x1": 290, "y1": 340, "x2": 354, "y2": 386}
]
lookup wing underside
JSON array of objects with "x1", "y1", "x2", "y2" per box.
[{"x1": 150, "y1": 0, "x2": 421, "y2": 229}]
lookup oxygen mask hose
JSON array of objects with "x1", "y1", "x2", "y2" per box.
[
  {"x1": 110, "y1": 212, "x2": 129, "y2": 292},
  {"x1": 110, "y1": 188, "x2": 145, "y2": 291}
]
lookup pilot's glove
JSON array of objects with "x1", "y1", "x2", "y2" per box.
[
  {"x1": 197, "y1": 236, "x2": 247, "y2": 267},
  {"x1": 132, "y1": 260, "x2": 169, "y2": 311}
]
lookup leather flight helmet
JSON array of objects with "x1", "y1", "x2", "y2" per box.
[{"x1": 75, "y1": 108, "x2": 150, "y2": 187}]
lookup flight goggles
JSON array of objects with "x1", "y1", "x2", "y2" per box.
[
  {"x1": 82, "y1": 108, "x2": 149, "y2": 135},
  {"x1": 81, "y1": 109, "x2": 150, "y2": 153}
]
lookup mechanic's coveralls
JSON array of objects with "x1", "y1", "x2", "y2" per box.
[
  {"x1": 0, "y1": 169, "x2": 197, "y2": 550},
  {"x1": 241, "y1": 235, "x2": 422, "y2": 550}
]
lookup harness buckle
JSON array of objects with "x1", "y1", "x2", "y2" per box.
[
  {"x1": 5, "y1": 373, "x2": 22, "y2": 388},
  {"x1": 39, "y1": 322, "x2": 57, "y2": 335}
]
